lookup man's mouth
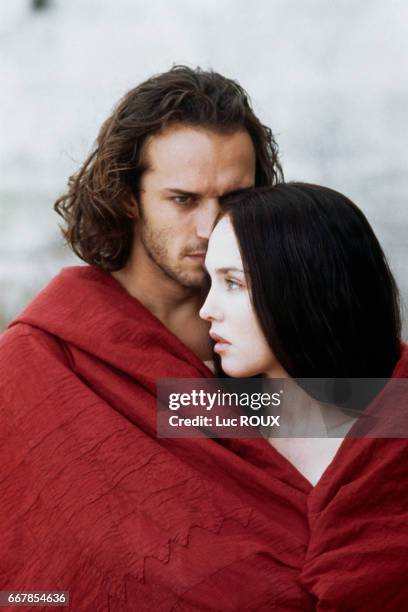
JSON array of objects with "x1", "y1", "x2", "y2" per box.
[{"x1": 187, "y1": 253, "x2": 206, "y2": 263}]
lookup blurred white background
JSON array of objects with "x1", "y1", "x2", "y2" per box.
[{"x1": 0, "y1": 0, "x2": 407, "y2": 335}]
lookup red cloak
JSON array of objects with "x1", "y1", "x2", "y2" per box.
[{"x1": 0, "y1": 265, "x2": 407, "y2": 611}]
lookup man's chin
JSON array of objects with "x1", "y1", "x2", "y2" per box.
[
  {"x1": 178, "y1": 274, "x2": 207, "y2": 289},
  {"x1": 175, "y1": 268, "x2": 207, "y2": 289}
]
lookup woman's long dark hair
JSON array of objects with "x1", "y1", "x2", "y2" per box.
[{"x1": 219, "y1": 183, "x2": 401, "y2": 380}]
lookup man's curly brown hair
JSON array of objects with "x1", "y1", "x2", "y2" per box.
[{"x1": 54, "y1": 65, "x2": 283, "y2": 271}]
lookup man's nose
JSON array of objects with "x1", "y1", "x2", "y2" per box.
[
  {"x1": 195, "y1": 199, "x2": 220, "y2": 240},
  {"x1": 199, "y1": 288, "x2": 222, "y2": 322}
]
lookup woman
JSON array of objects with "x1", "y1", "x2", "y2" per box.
[{"x1": 200, "y1": 182, "x2": 408, "y2": 609}]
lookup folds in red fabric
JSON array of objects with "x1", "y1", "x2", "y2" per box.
[{"x1": 0, "y1": 265, "x2": 407, "y2": 611}]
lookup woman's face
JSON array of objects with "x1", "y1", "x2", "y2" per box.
[{"x1": 199, "y1": 215, "x2": 287, "y2": 378}]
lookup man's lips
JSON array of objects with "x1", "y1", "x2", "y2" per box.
[
  {"x1": 210, "y1": 331, "x2": 231, "y2": 353},
  {"x1": 187, "y1": 253, "x2": 206, "y2": 264}
]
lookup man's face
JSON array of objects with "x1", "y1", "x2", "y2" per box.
[{"x1": 134, "y1": 124, "x2": 256, "y2": 288}]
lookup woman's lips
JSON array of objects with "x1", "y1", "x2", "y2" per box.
[
  {"x1": 210, "y1": 331, "x2": 231, "y2": 353},
  {"x1": 213, "y1": 342, "x2": 230, "y2": 353}
]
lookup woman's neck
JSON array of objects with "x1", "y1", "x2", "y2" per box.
[{"x1": 264, "y1": 378, "x2": 358, "y2": 437}]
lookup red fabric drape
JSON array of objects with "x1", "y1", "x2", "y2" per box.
[{"x1": 0, "y1": 265, "x2": 407, "y2": 611}]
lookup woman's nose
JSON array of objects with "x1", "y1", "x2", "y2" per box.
[{"x1": 199, "y1": 291, "x2": 222, "y2": 322}]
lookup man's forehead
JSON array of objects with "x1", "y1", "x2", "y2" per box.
[
  {"x1": 142, "y1": 125, "x2": 255, "y2": 171},
  {"x1": 143, "y1": 155, "x2": 255, "y2": 196}
]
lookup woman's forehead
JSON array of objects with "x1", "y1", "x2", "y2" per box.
[{"x1": 205, "y1": 216, "x2": 243, "y2": 272}]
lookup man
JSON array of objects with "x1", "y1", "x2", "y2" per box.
[
  {"x1": 53, "y1": 65, "x2": 282, "y2": 362},
  {"x1": 0, "y1": 66, "x2": 286, "y2": 610}
]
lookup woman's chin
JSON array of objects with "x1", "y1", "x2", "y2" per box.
[{"x1": 221, "y1": 359, "x2": 261, "y2": 378}]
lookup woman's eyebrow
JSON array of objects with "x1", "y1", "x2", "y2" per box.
[{"x1": 215, "y1": 267, "x2": 244, "y2": 274}]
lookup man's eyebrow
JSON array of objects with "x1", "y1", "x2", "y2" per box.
[
  {"x1": 161, "y1": 187, "x2": 248, "y2": 197},
  {"x1": 161, "y1": 188, "x2": 199, "y2": 196}
]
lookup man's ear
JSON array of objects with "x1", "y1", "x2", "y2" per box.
[{"x1": 122, "y1": 191, "x2": 139, "y2": 219}]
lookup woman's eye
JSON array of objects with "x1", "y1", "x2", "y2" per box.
[{"x1": 225, "y1": 278, "x2": 241, "y2": 290}]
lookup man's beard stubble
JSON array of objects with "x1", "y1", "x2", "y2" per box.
[{"x1": 140, "y1": 224, "x2": 207, "y2": 289}]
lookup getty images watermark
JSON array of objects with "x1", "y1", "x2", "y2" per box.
[
  {"x1": 157, "y1": 379, "x2": 283, "y2": 438},
  {"x1": 167, "y1": 387, "x2": 282, "y2": 428},
  {"x1": 157, "y1": 378, "x2": 408, "y2": 439}
]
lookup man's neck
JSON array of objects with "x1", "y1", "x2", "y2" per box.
[
  {"x1": 111, "y1": 261, "x2": 200, "y2": 324},
  {"x1": 110, "y1": 253, "x2": 212, "y2": 362}
]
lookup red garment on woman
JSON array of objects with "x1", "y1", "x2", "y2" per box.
[{"x1": 0, "y1": 265, "x2": 407, "y2": 611}]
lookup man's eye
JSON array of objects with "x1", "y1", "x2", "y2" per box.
[
  {"x1": 173, "y1": 195, "x2": 191, "y2": 204},
  {"x1": 225, "y1": 279, "x2": 241, "y2": 290}
]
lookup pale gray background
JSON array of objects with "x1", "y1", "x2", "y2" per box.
[{"x1": 1, "y1": 0, "x2": 407, "y2": 335}]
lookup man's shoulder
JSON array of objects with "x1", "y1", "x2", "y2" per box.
[
  {"x1": 0, "y1": 322, "x2": 71, "y2": 370},
  {"x1": 2, "y1": 320, "x2": 57, "y2": 344},
  {"x1": 3, "y1": 264, "x2": 127, "y2": 349}
]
